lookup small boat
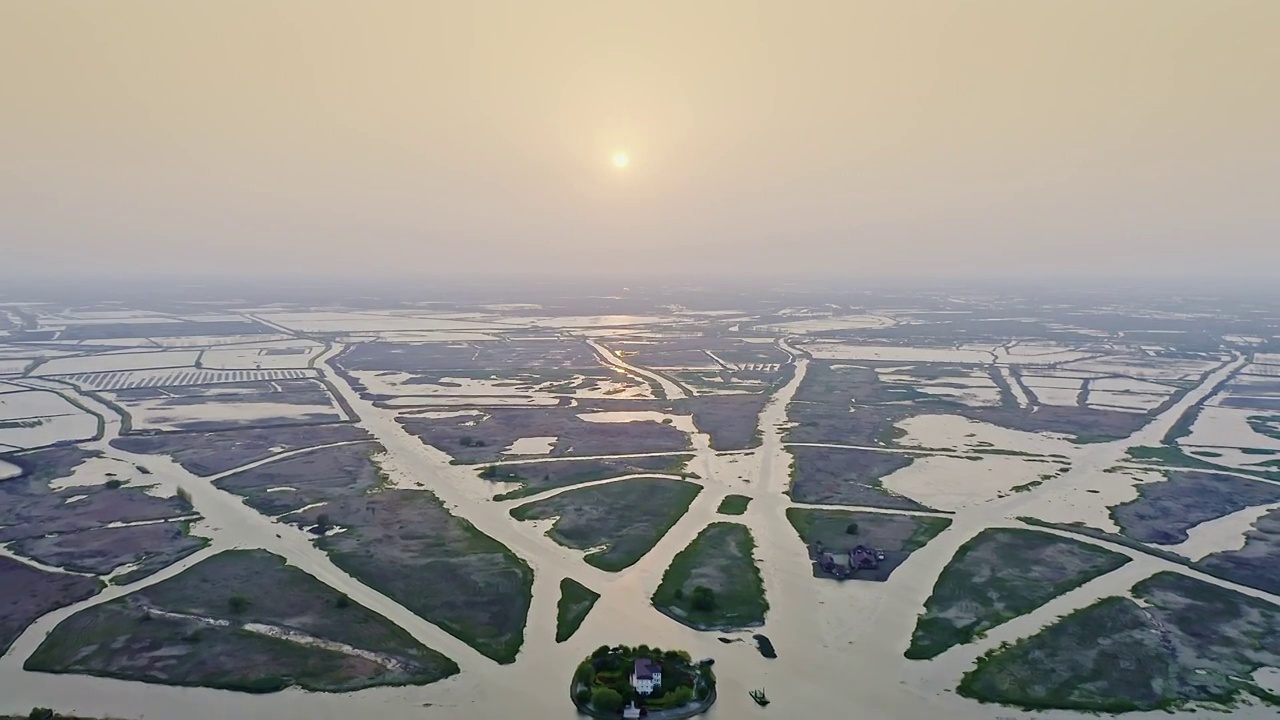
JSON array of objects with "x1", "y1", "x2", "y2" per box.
[{"x1": 749, "y1": 688, "x2": 770, "y2": 707}]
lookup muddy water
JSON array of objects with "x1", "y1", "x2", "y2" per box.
[
  {"x1": 0, "y1": 458, "x2": 21, "y2": 480},
  {"x1": 1168, "y1": 501, "x2": 1280, "y2": 561},
  {"x1": 6, "y1": 350, "x2": 1280, "y2": 719},
  {"x1": 585, "y1": 339, "x2": 689, "y2": 399}
]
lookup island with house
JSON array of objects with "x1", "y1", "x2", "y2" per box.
[{"x1": 571, "y1": 644, "x2": 716, "y2": 719}]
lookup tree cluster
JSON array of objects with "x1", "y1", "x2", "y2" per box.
[{"x1": 576, "y1": 645, "x2": 703, "y2": 715}]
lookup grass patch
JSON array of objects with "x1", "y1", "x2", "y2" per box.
[
  {"x1": 489, "y1": 454, "x2": 696, "y2": 500},
  {"x1": 652, "y1": 523, "x2": 768, "y2": 631},
  {"x1": 511, "y1": 477, "x2": 701, "y2": 572},
  {"x1": 1126, "y1": 445, "x2": 1280, "y2": 481},
  {"x1": 1007, "y1": 479, "x2": 1045, "y2": 494},
  {"x1": 1109, "y1": 469, "x2": 1280, "y2": 545},
  {"x1": 716, "y1": 495, "x2": 751, "y2": 515},
  {"x1": 303, "y1": 491, "x2": 532, "y2": 664},
  {"x1": 905, "y1": 528, "x2": 1129, "y2": 660},
  {"x1": 555, "y1": 578, "x2": 600, "y2": 643},
  {"x1": 0, "y1": 558, "x2": 103, "y2": 656},
  {"x1": 958, "y1": 572, "x2": 1280, "y2": 712},
  {"x1": 787, "y1": 445, "x2": 929, "y2": 511},
  {"x1": 958, "y1": 597, "x2": 1175, "y2": 712},
  {"x1": 25, "y1": 549, "x2": 458, "y2": 692}
]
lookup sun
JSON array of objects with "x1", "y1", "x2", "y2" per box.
[{"x1": 612, "y1": 152, "x2": 630, "y2": 169}]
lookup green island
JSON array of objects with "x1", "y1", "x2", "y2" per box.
[
  {"x1": 905, "y1": 528, "x2": 1129, "y2": 659},
  {"x1": 652, "y1": 522, "x2": 768, "y2": 631},
  {"x1": 715, "y1": 494, "x2": 751, "y2": 515},
  {"x1": 302, "y1": 489, "x2": 532, "y2": 664},
  {"x1": 556, "y1": 577, "x2": 601, "y2": 643},
  {"x1": 786, "y1": 507, "x2": 951, "y2": 582},
  {"x1": 24, "y1": 549, "x2": 458, "y2": 693},
  {"x1": 572, "y1": 644, "x2": 716, "y2": 719},
  {"x1": 959, "y1": 572, "x2": 1280, "y2": 712},
  {"x1": 511, "y1": 477, "x2": 702, "y2": 572}
]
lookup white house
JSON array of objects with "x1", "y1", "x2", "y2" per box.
[{"x1": 630, "y1": 658, "x2": 662, "y2": 695}]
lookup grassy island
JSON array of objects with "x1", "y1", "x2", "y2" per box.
[
  {"x1": 958, "y1": 572, "x2": 1280, "y2": 712},
  {"x1": 652, "y1": 522, "x2": 768, "y2": 630},
  {"x1": 25, "y1": 549, "x2": 458, "y2": 693},
  {"x1": 511, "y1": 477, "x2": 701, "y2": 572},
  {"x1": 556, "y1": 578, "x2": 600, "y2": 643},
  {"x1": 906, "y1": 528, "x2": 1129, "y2": 659},
  {"x1": 716, "y1": 495, "x2": 751, "y2": 515}
]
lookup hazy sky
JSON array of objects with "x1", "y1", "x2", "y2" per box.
[{"x1": 2, "y1": 1, "x2": 1277, "y2": 280}]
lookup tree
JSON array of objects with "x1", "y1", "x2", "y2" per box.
[
  {"x1": 575, "y1": 686, "x2": 592, "y2": 704},
  {"x1": 845, "y1": 522, "x2": 859, "y2": 535},
  {"x1": 691, "y1": 586, "x2": 717, "y2": 612},
  {"x1": 673, "y1": 587, "x2": 684, "y2": 600},
  {"x1": 316, "y1": 513, "x2": 332, "y2": 530},
  {"x1": 670, "y1": 686, "x2": 694, "y2": 705},
  {"x1": 104, "y1": 478, "x2": 123, "y2": 489},
  {"x1": 28, "y1": 709, "x2": 54, "y2": 720},
  {"x1": 575, "y1": 661, "x2": 596, "y2": 685},
  {"x1": 228, "y1": 594, "x2": 250, "y2": 613},
  {"x1": 591, "y1": 687, "x2": 624, "y2": 713},
  {"x1": 334, "y1": 594, "x2": 351, "y2": 609},
  {"x1": 591, "y1": 645, "x2": 612, "y2": 660}
]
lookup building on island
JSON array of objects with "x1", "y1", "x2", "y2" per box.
[{"x1": 630, "y1": 658, "x2": 662, "y2": 695}]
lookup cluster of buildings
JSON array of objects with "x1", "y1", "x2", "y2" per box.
[{"x1": 814, "y1": 542, "x2": 886, "y2": 578}]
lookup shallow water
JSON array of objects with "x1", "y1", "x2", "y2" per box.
[
  {"x1": 1168, "y1": 501, "x2": 1280, "y2": 561},
  {"x1": 0, "y1": 458, "x2": 22, "y2": 480},
  {"x1": 503, "y1": 436, "x2": 558, "y2": 456},
  {"x1": 5, "y1": 348, "x2": 1280, "y2": 720}
]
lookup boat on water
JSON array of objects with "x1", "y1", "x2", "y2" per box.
[{"x1": 749, "y1": 689, "x2": 770, "y2": 707}]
